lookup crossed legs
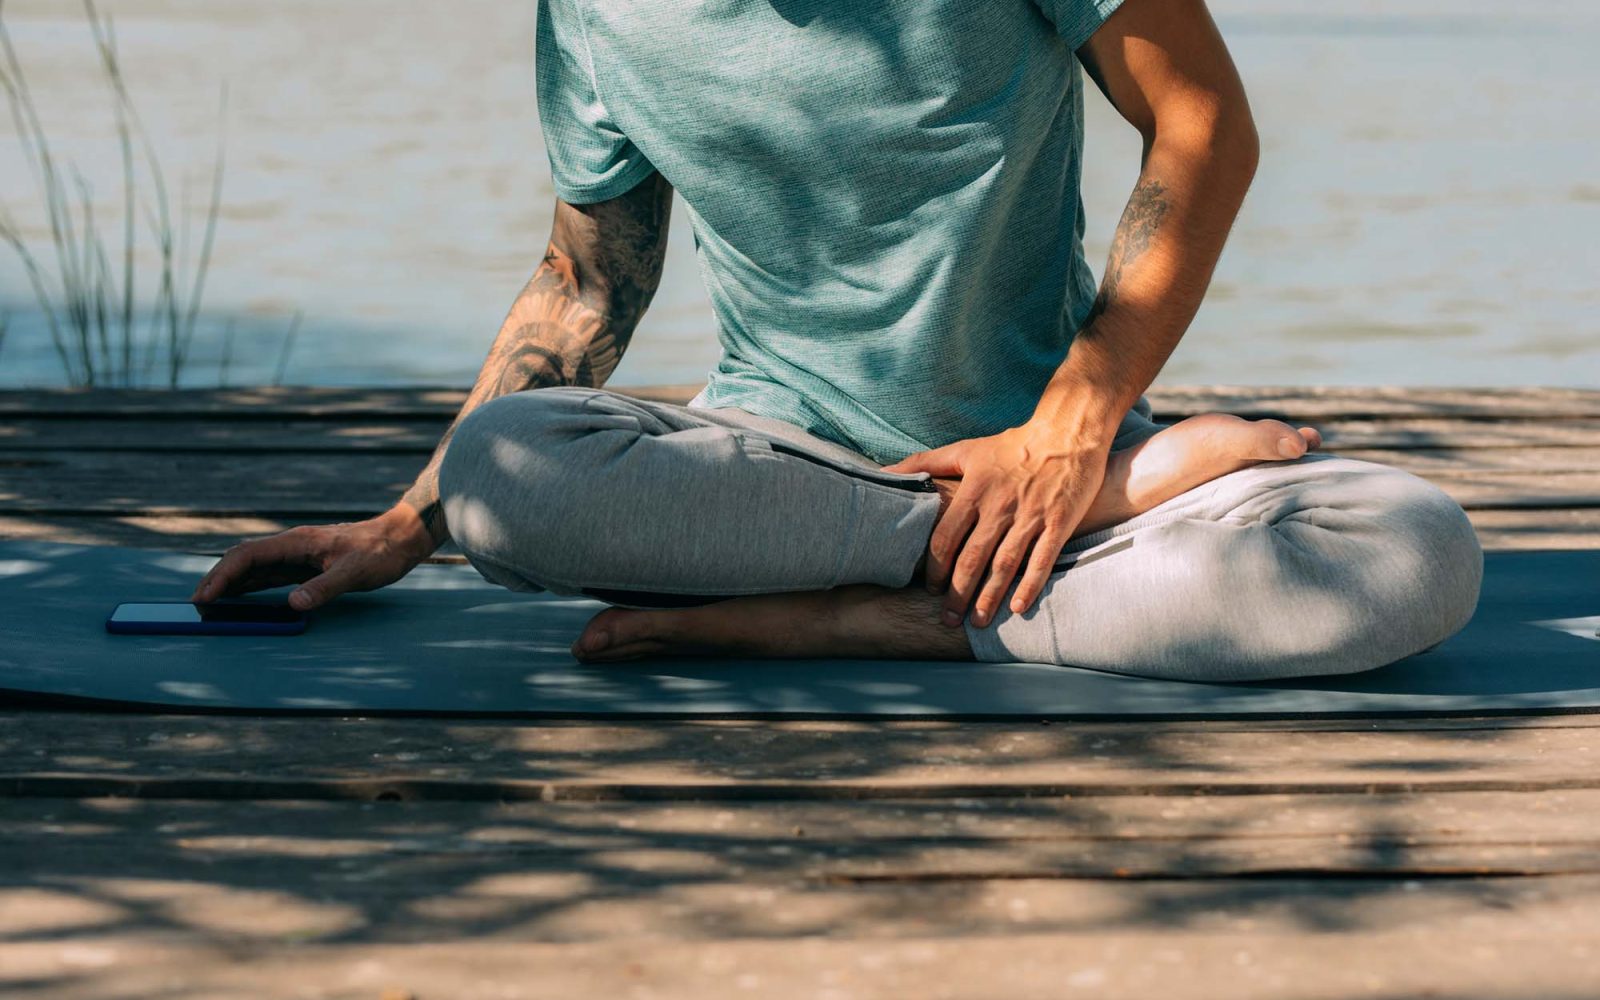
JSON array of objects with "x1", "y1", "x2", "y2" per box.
[{"x1": 439, "y1": 387, "x2": 1482, "y2": 681}]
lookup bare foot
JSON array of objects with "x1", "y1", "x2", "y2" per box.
[
  {"x1": 571, "y1": 411, "x2": 1320, "y2": 663},
  {"x1": 1082, "y1": 412, "x2": 1322, "y2": 536},
  {"x1": 907, "y1": 412, "x2": 1321, "y2": 576}
]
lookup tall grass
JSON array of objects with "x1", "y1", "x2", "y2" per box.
[{"x1": 0, "y1": 0, "x2": 297, "y2": 387}]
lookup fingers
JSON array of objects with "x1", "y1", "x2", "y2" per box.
[
  {"x1": 218, "y1": 565, "x2": 313, "y2": 599},
  {"x1": 945, "y1": 483, "x2": 1094, "y2": 628},
  {"x1": 914, "y1": 429, "x2": 1107, "y2": 628},
  {"x1": 191, "y1": 527, "x2": 319, "y2": 603},
  {"x1": 881, "y1": 442, "x2": 965, "y2": 477},
  {"x1": 923, "y1": 481, "x2": 980, "y2": 594},
  {"x1": 191, "y1": 536, "x2": 281, "y2": 602},
  {"x1": 970, "y1": 520, "x2": 1043, "y2": 627},
  {"x1": 1010, "y1": 521, "x2": 1072, "y2": 616},
  {"x1": 941, "y1": 510, "x2": 1013, "y2": 627},
  {"x1": 289, "y1": 557, "x2": 360, "y2": 611}
]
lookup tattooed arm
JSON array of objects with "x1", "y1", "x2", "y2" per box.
[
  {"x1": 190, "y1": 172, "x2": 674, "y2": 610},
  {"x1": 882, "y1": 0, "x2": 1257, "y2": 626},
  {"x1": 399, "y1": 171, "x2": 675, "y2": 549},
  {"x1": 1033, "y1": 0, "x2": 1259, "y2": 432}
]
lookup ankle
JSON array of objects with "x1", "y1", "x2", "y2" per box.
[{"x1": 826, "y1": 583, "x2": 969, "y2": 659}]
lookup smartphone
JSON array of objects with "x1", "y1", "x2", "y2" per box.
[{"x1": 106, "y1": 600, "x2": 309, "y2": 636}]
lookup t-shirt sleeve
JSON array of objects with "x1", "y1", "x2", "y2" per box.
[
  {"x1": 1030, "y1": 0, "x2": 1128, "y2": 51},
  {"x1": 535, "y1": 0, "x2": 657, "y2": 204}
]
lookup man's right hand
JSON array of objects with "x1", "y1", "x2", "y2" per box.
[{"x1": 189, "y1": 505, "x2": 437, "y2": 611}]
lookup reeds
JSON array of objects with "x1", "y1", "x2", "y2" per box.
[{"x1": 0, "y1": 0, "x2": 298, "y2": 387}]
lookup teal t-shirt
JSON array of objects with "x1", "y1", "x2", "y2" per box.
[{"x1": 536, "y1": 0, "x2": 1125, "y2": 465}]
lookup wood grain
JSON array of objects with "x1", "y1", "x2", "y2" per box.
[
  {"x1": 4, "y1": 385, "x2": 1599, "y2": 998},
  {"x1": 4, "y1": 712, "x2": 1599, "y2": 795},
  {"x1": 5, "y1": 795, "x2": 1600, "y2": 997}
]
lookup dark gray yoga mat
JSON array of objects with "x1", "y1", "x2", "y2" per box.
[{"x1": 0, "y1": 540, "x2": 1596, "y2": 718}]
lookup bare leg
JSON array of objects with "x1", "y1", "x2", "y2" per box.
[{"x1": 571, "y1": 413, "x2": 1321, "y2": 663}]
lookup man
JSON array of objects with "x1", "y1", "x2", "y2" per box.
[{"x1": 193, "y1": 0, "x2": 1483, "y2": 680}]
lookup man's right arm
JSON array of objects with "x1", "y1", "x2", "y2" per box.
[
  {"x1": 397, "y1": 171, "x2": 676, "y2": 550},
  {"x1": 190, "y1": 171, "x2": 674, "y2": 609}
]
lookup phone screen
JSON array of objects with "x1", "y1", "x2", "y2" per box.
[{"x1": 109, "y1": 602, "x2": 304, "y2": 624}]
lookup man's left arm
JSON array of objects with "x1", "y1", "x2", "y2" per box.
[{"x1": 883, "y1": 0, "x2": 1259, "y2": 628}]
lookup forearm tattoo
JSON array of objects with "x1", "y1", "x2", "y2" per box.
[
  {"x1": 1084, "y1": 177, "x2": 1170, "y2": 327},
  {"x1": 400, "y1": 171, "x2": 673, "y2": 546}
]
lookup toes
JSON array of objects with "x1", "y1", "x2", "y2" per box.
[
  {"x1": 573, "y1": 606, "x2": 656, "y2": 659},
  {"x1": 1254, "y1": 419, "x2": 1327, "y2": 460},
  {"x1": 1264, "y1": 423, "x2": 1321, "y2": 459},
  {"x1": 574, "y1": 638, "x2": 668, "y2": 663},
  {"x1": 1172, "y1": 414, "x2": 1322, "y2": 463},
  {"x1": 1245, "y1": 417, "x2": 1308, "y2": 461},
  {"x1": 573, "y1": 610, "x2": 614, "y2": 657},
  {"x1": 1267, "y1": 423, "x2": 1323, "y2": 459}
]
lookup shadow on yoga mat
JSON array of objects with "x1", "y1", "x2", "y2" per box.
[{"x1": 0, "y1": 540, "x2": 1595, "y2": 719}]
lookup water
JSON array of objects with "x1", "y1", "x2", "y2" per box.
[{"x1": 1, "y1": 0, "x2": 1596, "y2": 389}]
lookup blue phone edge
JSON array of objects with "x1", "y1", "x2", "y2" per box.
[{"x1": 105, "y1": 603, "x2": 308, "y2": 636}]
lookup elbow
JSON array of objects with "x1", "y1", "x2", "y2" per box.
[
  {"x1": 1223, "y1": 110, "x2": 1261, "y2": 181},
  {"x1": 1149, "y1": 96, "x2": 1259, "y2": 184}
]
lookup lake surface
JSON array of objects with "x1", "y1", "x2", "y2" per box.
[{"x1": 1, "y1": 0, "x2": 1597, "y2": 389}]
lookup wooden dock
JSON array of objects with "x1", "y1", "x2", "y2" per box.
[{"x1": 3, "y1": 384, "x2": 1599, "y2": 998}]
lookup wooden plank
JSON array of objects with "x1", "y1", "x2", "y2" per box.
[
  {"x1": 1438, "y1": 477, "x2": 1600, "y2": 508},
  {"x1": 0, "y1": 512, "x2": 468, "y2": 553},
  {"x1": 22, "y1": 769, "x2": 1600, "y2": 802},
  {"x1": 13, "y1": 791, "x2": 1600, "y2": 858},
  {"x1": 169, "y1": 789, "x2": 1600, "y2": 847},
  {"x1": 0, "y1": 513, "x2": 471, "y2": 556},
  {"x1": 3, "y1": 726, "x2": 1597, "y2": 998},
  {"x1": 0, "y1": 384, "x2": 694, "y2": 417},
  {"x1": 5, "y1": 380, "x2": 1597, "y2": 998},
  {"x1": 0, "y1": 417, "x2": 453, "y2": 452},
  {"x1": 0, "y1": 385, "x2": 444, "y2": 417},
  {"x1": 5, "y1": 799, "x2": 1600, "y2": 998},
  {"x1": 8, "y1": 448, "x2": 1600, "y2": 514},
  {"x1": 6, "y1": 920, "x2": 1600, "y2": 1000},
  {"x1": 1310, "y1": 418, "x2": 1600, "y2": 450},
  {"x1": 0, "y1": 450, "x2": 428, "y2": 514},
  {"x1": 0, "y1": 513, "x2": 347, "y2": 549},
  {"x1": 6, "y1": 384, "x2": 1600, "y2": 418},
  {"x1": 8, "y1": 792, "x2": 1600, "y2": 880},
  {"x1": 1466, "y1": 507, "x2": 1600, "y2": 549},
  {"x1": 4, "y1": 713, "x2": 1598, "y2": 796},
  {"x1": 1330, "y1": 446, "x2": 1600, "y2": 473},
  {"x1": 1146, "y1": 384, "x2": 1600, "y2": 419}
]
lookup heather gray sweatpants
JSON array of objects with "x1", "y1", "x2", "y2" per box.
[{"x1": 437, "y1": 385, "x2": 1483, "y2": 681}]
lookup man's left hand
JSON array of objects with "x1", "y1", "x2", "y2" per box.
[{"x1": 881, "y1": 419, "x2": 1113, "y2": 628}]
